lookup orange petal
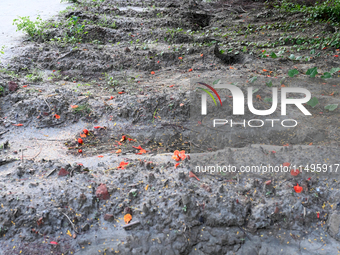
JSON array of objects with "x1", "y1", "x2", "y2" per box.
[{"x1": 124, "y1": 214, "x2": 132, "y2": 224}]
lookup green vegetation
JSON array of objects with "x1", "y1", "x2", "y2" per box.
[
  {"x1": 275, "y1": 0, "x2": 340, "y2": 22},
  {"x1": 13, "y1": 16, "x2": 43, "y2": 38}
]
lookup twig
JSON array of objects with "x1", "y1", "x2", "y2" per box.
[
  {"x1": 122, "y1": 221, "x2": 140, "y2": 229},
  {"x1": 237, "y1": 226, "x2": 252, "y2": 240},
  {"x1": 28, "y1": 139, "x2": 42, "y2": 160},
  {"x1": 0, "y1": 130, "x2": 9, "y2": 136},
  {"x1": 46, "y1": 169, "x2": 57, "y2": 178},
  {"x1": 37, "y1": 120, "x2": 65, "y2": 129},
  {"x1": 43, "y1": 98, "x2": 51, "y2": 112},
  {"x1": 61, "y1": 212, "x2": 79, "y2": 233}
]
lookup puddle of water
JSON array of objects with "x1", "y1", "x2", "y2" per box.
[{"x1": 0, "y1": 0, "x2": 71, "y2": 60}]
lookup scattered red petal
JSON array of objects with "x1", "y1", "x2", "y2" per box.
[
  {"x1": 169, "y1": 85, "x2": 174, "y2": 88},
  {"x1": 13, "y1": 124, "x2": 23, "y2": 126},
  {"x1": 151, "y1": 71, "x2": 155, "y2": 75},
  {"x1": 118, "y1": 161, "x2": 129, "y2": 169},
  {"x1": 283, "y1": 162, "x2": 290, "y2": 167},
  {"x1": 290, "y1": 169, "x2": 300, "y2": 176},
  {"x1": 188, "y1": 68, "x2": 193, "y2": 72},
  {"x1": 54, "y1": 114, "x2": 61, "y2": 119},
  {"x1": 118, "y1": 92, "x2": 125, "y2": 94},
  {"x1": 78, "y1": 138, "x2": 83, "y2": 144},
  {"x1": 294, "y1": 183, "x2": 303, "y2": 193},
  {"x1": 189, "y1": 171, "x2": 200, "y2": 181},
  {"x1": 78, "y1": 149, "x2": 82, "y2": 153},
  {"x1": 83, "y1": 129, "x2": 89, "y2": 135},
  {"x1": 175, "y1": 163, "x2": 180, "y2": 169},
  {"x1": 98, "y1": 155, "x2": 104, "y2": 158},
  {"x1": 80, "y1": 133, "x2": 86, "y2": 138},
  {"x1": 23, "y1": 85, "x2": 28, "y2": 88}
]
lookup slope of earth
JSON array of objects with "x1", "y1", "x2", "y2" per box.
[{"x1": 0, "y1": 0, "x2": 340, "y2": 254}]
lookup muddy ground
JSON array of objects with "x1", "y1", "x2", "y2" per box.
[{"x1": 1, "y1": 0, "x2": 340, "y2": 254}]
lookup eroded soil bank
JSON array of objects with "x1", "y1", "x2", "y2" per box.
[{"x1": 0, "y1": 0, "x2": 340, "y2": 254}]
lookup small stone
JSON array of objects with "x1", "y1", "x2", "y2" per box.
[
  {"x1": 8, "y1": 81, "x2": 18, "y2": 91},
  {"x1": 124, "y1": 47, "x2": 131, "y2": 52},
  {"x1": 142, "y1": 203, "x2": 149, "y2": 215},
  {"x1": 95, "y1": 184, "x2": 110, "y2": 200},
  {"x1": 104, "y1": 214, "x2": 114, "y2": 222},
  {"x1": 81, "y1": 223, "x2": 90, "y2": 231},
  {"x1": 148, "y1": 173, "x2": 155, "y2": 183},
  {"x1": 178, "y1": 171, "x2": 186, "y2": 180},
  {"x1": 58, "y1": 168, "x2": 69, "y2": 177}
]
